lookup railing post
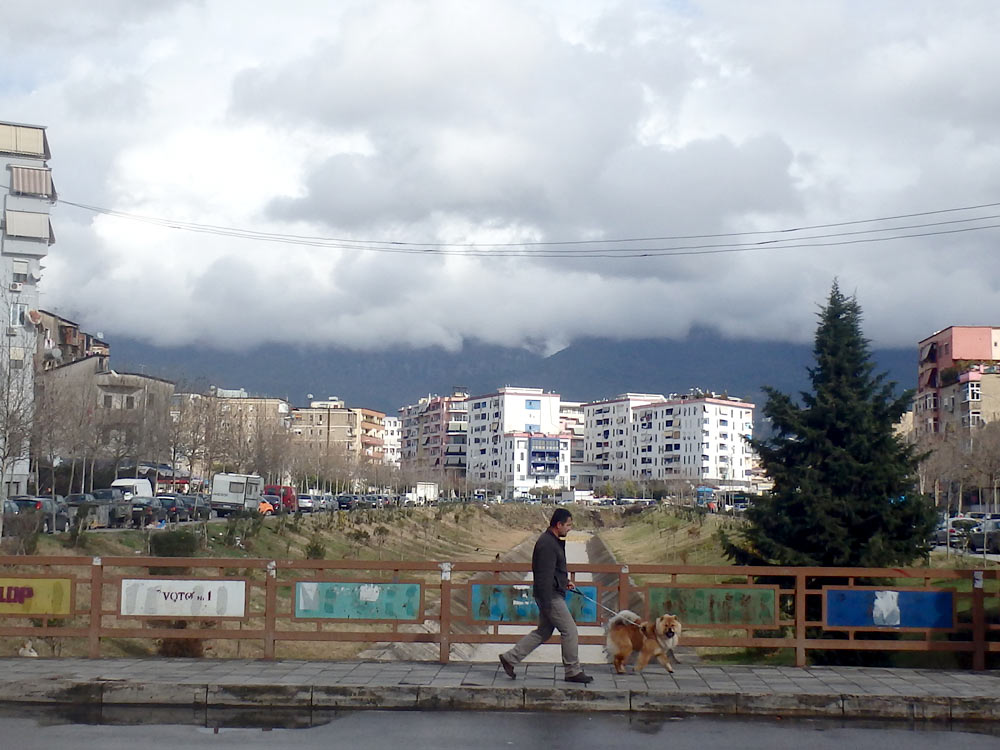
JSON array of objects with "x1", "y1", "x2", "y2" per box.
[
  {"x1": 264, "y1": 560, "x2": 277, "y2": 659},
  {"x1": 972, "y1": 570, "x2": 985, "y2": 671},
  {"x1": 618, "y1": 565, "x2": 630, "y2": 616},
  {"x1": 795, "y1": 572, "x2": 806, "y2": 668},
  {"x1": 439, "y1": 562, "x2": 452, "y2": 664},
  {"x1": 88, "y1": 556, "x2": 103, "y2": 658}
]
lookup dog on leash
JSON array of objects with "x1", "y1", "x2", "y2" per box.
[{"x1": 605, "y1": 610, "x2": 681, "y2": 674}]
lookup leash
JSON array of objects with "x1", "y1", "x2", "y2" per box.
[{"x1": 569, "y1": 589, "x2": 639, "y2": 624}]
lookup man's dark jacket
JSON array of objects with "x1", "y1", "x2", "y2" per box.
[{"x1": 532, "y1": 528, "x2": 568, "y2": 612}]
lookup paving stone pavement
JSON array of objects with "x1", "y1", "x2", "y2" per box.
[{"x1": 0, "y1": 658, "x2": 997, "y2": 720}]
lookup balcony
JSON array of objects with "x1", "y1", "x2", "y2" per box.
[{"x1": 447, "y1": 421, "x2": 468, "y2": 432}]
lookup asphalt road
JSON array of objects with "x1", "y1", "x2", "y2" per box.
[{"x1": 0, "y1": 708, "x2": 996, "y2": 750}]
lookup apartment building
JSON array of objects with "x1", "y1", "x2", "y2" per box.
[
  {"x1": 583, "y1": 393, "x2": 666, "y2": 482},
  {"x1": 916, "y1": 326, "x2": 1000, "y2": 438},
  {"x1": 34, "y1": 309, "x2": 108, "y2": 372},
  {"x1": 291, "y1": 398, "x2": 359, "y2": 459},
  {"x1": 466, "y1": 386, "x2": 570, "y2": 494},
  {"x1": 357, "y1": 408, "x2": 386, "y2": 463},
  {"x1": 399, "y1": 388, "x2": 469, "y2": 481},
  {"x1": 559, "y1": 401, "x2": 589, "y2": 489},
  {"x1": 38, "y1": 355, "x2": 175, "y2": 475},
  {"x1": 1, "y1": 121, "x2": 56, "y2": 494},
  {"x1": 382, "y1": 416, "x2": 401, "y2": 467},
  {"x1": 631, "y1": 393, "x2": 755, "y2": 488}
]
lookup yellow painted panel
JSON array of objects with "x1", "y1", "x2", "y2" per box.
[{"x1": 0, "y1": 578, "x2": 72, "y2": 616}]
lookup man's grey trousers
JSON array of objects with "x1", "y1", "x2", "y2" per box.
[{"x1": 501, "y1": 595, "x2": 582, "y2": 678}]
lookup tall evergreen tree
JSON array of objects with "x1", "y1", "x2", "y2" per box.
[{"x1": 724, "y1": 282, "x2": 936, "y2": 567}]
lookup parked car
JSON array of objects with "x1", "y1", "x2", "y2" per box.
[
  {"x1": 130, "y1": 496, "x2": 168, "y2": 528},
  {"x1": 10, "y1": 497, "x2": 71, "y2": 534},
  {"x1": 92, "y1": 488, "x2": 132, "y2": 528},
  {"x1": 296, "y1": 493, "x2": 317, "y2": 512},
  {"x1": 968, "y1": 519, "x2": 1000, "y2": 553},
  {"x1": 337, "y1": 494, "x2": 358, "y2": 510},
  {"x1": 261, "y1": 494, "x2": 283, "y2": 514},
  {"x1": 186, "y1": 493, "x2": 212, "y2": 521},
  {"x1": 157, "y1": 494, "x2": 191, "y2": 523},
  {"x1": 263, "y1": 484, "x2": 298, "y2": 513},
  {"x1": 933, "y1": 518, "x2": 980, "y2": 548},
  {"x1": 64, "y1": 492, "x2": 111, "y2": 529}
]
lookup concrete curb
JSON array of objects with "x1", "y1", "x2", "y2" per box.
[{"x1": 1, "y1": 679, "x2": 999, "y2": 721}]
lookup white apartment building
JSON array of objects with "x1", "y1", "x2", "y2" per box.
[
  {"x1": 382, "y1": 415, "x2": 401, "y2": 468},
  {"x1": 584, "y1": 393, "x2": 666, "y2": 482},
  {"x1": 466, "y1": 386, "x2": 571, "y2": 494},
  {"x1": 1, "y1": 121, "x2": 56, "y2": 495},
  {"x1": 632, "y1": 394, "x2": 755, "y2": 488}
]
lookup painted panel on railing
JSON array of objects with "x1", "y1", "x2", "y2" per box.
[
  {"x1": 120, "y1": 579, "x2": 246, "y2": 618},
  {"x1": 294, "y1": 581, "x2": 421, "y2": 620},
  {"x1": 0, "y1": 578, "x2": 71, "y2": 616},
  {"x1": 470, "y1": 584, "x2": 598, "y2": 623},
  {"x1": 649, "y1": 586, "x2": 777, "y2": 626},
  {"x1": 825, "y1": 588, "x2": 954, "y2": 628}
]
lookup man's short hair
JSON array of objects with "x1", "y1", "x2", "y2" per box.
[{"x1": 549, "y1": 508, "x2": 572, "y2": 527}]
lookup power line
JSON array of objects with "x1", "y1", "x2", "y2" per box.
[
  {"x1": 57, "y1": 195, "x2": 1000, "y2": 249},
  {"x1": 6, "y1": 183, "x2": 1000, "y2": 257}
]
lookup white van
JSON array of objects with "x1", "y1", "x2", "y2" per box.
[{"x1": 111, "y1": 478, "x2": 154, "y2": 501}]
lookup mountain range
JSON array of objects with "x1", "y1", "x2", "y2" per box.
[{"x1": 109, "y1": 329, "x2": 917, "y2": 418}]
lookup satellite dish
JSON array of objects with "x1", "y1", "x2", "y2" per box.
[{"x1": 26, "y1": 310, "x2": 41, "y2": 325}]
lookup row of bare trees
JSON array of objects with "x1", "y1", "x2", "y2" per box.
[
  {"x1": 26, "y1": 384, "x2": 412, "y2": 497},
  {"x1": 916, "y1": 423, "x2": 1000, "y2": 515}
]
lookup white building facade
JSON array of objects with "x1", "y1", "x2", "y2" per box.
[
  {"x1": 1, "y1": 121, "x2": 55, "y2": 495},
  {"x1": 466, "y1": 387, "x2": 570, "y2": 494},
  {"x1": 632, "y1": 394, "x2": 755, "y2": 488},
  {"x1": 382, "y1": 415, "x2": 401, "y2": 467},
  {"x1": 583, "y1": 393, "x2": 666, "y2": 483}
]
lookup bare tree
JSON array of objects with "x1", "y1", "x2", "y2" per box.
[{"x1": 0, "y1": 350, "x2": 34, "y2": 536}]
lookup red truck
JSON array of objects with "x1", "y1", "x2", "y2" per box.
[{"x1": 263, "y1": 485, "x2": 298, "y2": 513}]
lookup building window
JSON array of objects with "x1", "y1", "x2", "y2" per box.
[
  {"x1": 9, "y1": 303, "x2": 26, "y2": 327},
  {"x1": 966, "y1": 382, "x2": 981, "y2": 402},
  {"x1": 8, "y1": 346, "x2": 24, "y2": 369},
  {"x1": 103, "y1": 394, "x2": 113, "y2": 408},
  {"x1": 125, "y1": 396, "x2": 135, "y2": 409},
  {"x1": 11, "y1": 260, "x2": 28, "y2": 284},
  {"x1": 525, "y1": 399, "x2": 541, "y2": 410}
]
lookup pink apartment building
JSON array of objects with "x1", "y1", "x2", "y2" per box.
[{"x1": 916, "y1": 326, "x2": 1000, "y2": 436}]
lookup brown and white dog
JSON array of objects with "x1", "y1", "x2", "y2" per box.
[{"x1": 605, "y1": 610, "x2": 682, "y2": 674}]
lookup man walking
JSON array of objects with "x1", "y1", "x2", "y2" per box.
[{"x1": 498, "y1": 508, "x2": 593, "y2": 684}]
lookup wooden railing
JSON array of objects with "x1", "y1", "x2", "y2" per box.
[{"x1": 0, "y1": 556, "x2": 995, "y2": 669}]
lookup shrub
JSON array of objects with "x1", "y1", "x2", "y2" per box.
[
  {"x1": 150, "y1": 529, "x2": 200, "y2": 557},
  {"x1": 304, "y1": 536, "x2": 326, "y2": 559}
]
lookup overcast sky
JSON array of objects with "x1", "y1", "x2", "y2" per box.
[{"x1": 3, "y1": 0, "x2": 999, "y2": 355}]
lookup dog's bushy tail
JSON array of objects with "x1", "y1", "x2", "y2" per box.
[{"x1": 605, "y1": 609, "x2": 641, "y2": 654}]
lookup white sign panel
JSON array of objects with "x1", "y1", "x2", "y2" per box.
[{"x1": 120, "y1": 579, "x2": 246, "y2": 618}]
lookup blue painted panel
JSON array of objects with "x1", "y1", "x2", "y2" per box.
[
  {"x1": 294, "y1": 581, "x2": 420, "y2": 620},
  {"x1": 470, "y1": 584, "x2": 598, "y2": 624},
  {"x1": 826, "y1": 589, "x2": 953, "y2": 629}
]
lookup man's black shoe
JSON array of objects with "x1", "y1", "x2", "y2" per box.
[
  {"x1": 499, "y1": 654, "x2": 516, "y2": 679},
  {"x1": 564, "y1": 672, "x2": 593, "y2": 684}
]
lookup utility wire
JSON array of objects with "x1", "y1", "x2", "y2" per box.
[
  {"x1": 56, "y1": 195, "x2": 1000, "y2": 249},
  {"x1": 6, "y1": 183, "x2": 1000, "y2": 258}
]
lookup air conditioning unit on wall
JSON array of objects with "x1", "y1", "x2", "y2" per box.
[{"x1": 8, "y1": 282, "x2": 22, "y2": 292}]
